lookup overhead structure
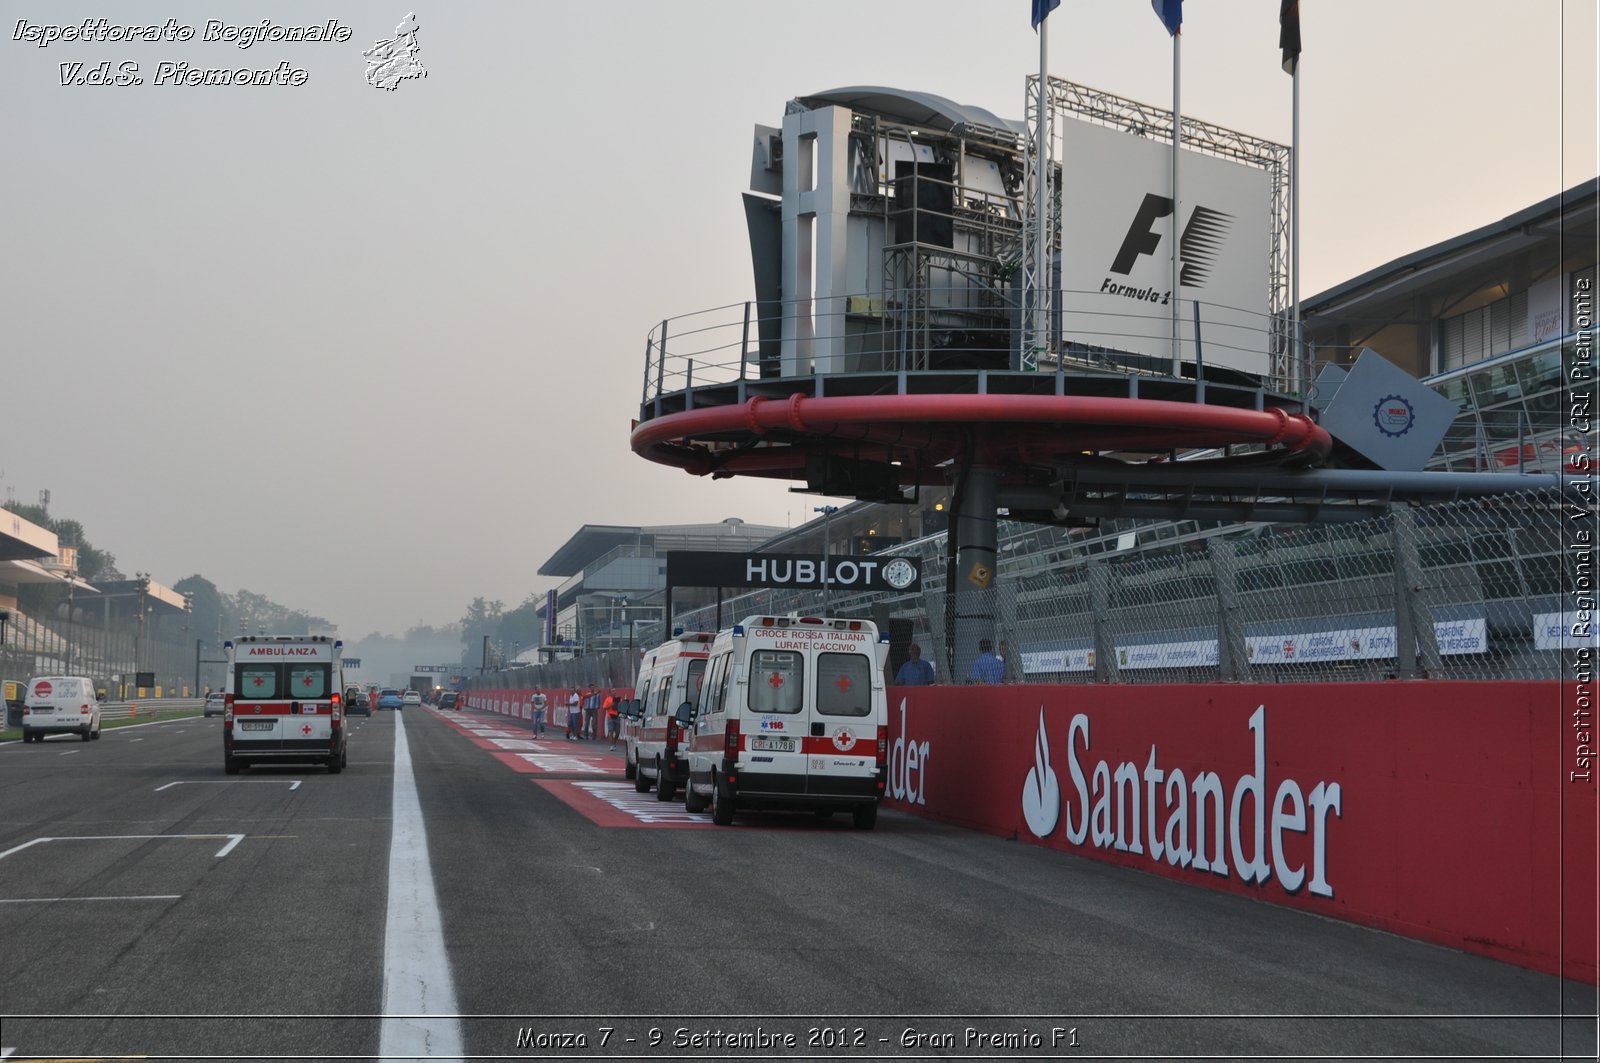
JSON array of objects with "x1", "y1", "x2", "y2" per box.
[{"x1": 633, "y1": 81, "x2": 1586, "y2": 679}]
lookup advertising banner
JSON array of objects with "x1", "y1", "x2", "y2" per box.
[
  {"x1": 666, "y1": 550, "x2": 921, "y2": 593},
  {"x1": 1057, "y1": 118, "x2": 1272, "y2": 376},
  {"x1": 882, "y1": 681, "x2": 1595, "y2": 982}
]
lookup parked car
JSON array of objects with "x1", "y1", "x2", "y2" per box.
[
  {"x1": 377, "y1": 689, "x2": 404, "y2": 711},
  {"x1": 438, "y1": 691, "x2": 457, "y2": 709},
  {"x1": 203, "y1": 692, "x2": 227, "y2": 718},
  {"x1": 401, "y1": 690, "x2": 421, "y2": 708}
]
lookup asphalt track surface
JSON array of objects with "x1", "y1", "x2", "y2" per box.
[{"x1": 0, "y1": 706, "x2": 1594, "y2": 1063}]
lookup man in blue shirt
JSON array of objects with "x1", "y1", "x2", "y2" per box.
[
  {"x1": 969, "y1": 638, "x2": 1004, "y2": 685},
  {"x1": 894, "y1": 643, "x2": 935, "y2": 686}
]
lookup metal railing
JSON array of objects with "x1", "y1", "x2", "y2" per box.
[{"x1": 640, "y1": 287, "x2": 1290, "y2": 416}]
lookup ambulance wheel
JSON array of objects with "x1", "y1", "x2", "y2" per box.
[
  {"x1": 654, "y1": 759, "x2": 677, "y2": 802},
  {"x1": 623, "y1": 754, "x2": 636, "y2": 781},
  {"x1": 327, "y1": 751, "x2": 343, "y2": 775},
  {"x1": 851, "y1": 802, "x2": 878, "y2": 831},
  {"x1": 224, "y1": 755, "x2": 241, "y2": 775},
  {"x1": 340, "y1": 747, "x2": 348, "y2": 769},
  {"x1": 22, "y1": 729, "x2": 35, "y2": 744},
  {"x1": 91, "y1": 725, "x2": 101, "y2": 740},
  {"x1": 684, "y1": 777, "x2": 708, "y2": 813},
  {"x1": 710, "y1": 771, "x2": 736, "y2": 826},
  {"x1": 80, "y1": 727, "x2": 92, "y2": 741},
  {"x1": 633, "y1": 760, "x2": 651, "y2": 793}
]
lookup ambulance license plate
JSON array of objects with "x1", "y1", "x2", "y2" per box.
[
  {"x1": 750, "y1": 737, "x2": 794, "y2": 752},
  {"x1": 239, "y1": 721, "x2": 274, "y2": 731}
]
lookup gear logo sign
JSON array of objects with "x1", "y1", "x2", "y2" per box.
[{"x1": 1373, "y1": 394, "x2": 1415, "y2": 438}]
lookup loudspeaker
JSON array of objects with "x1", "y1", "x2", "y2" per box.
[{"x1": 892, "y1": 162, "x2": 953, "y2": 248}]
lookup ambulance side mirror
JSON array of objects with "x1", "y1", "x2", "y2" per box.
[{"x1": 675, "y1": 701, "x2": 696, "y2": 725}]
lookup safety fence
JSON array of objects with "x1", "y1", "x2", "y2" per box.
[
  {"x1": 672, "y1": 486, "x2": 1592, "y2": 685},
  {"x1": 465, "y1": 647, "x2": 638, "y2": 697},
  {"x1": 0, "y1": 604, "x2": 197, "y2": 699}
]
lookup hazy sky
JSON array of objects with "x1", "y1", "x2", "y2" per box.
[{"x1": 3, "y1": 0, "x2": 1595, "y2": 637}]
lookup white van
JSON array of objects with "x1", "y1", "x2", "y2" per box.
[
  {"x1": 630, "y1": 631, "x2": 714, "y2": 800},
  {"x1": 21, "y1": 675, "x2": 102, "y2": 743},
  {"x1": 682, "y1": 615, "x2": 889, "y2": 829},
  {"x1": 223, "y1": 635, "x2": 347, "y2": 774}
]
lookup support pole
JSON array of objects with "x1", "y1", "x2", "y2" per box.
[{"x1": 951, "y1": 467, "x2": 1000, "y2": 683}]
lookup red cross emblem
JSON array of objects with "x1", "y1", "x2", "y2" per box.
[
  {"x1": 252, "y1": 675, "x2": 265, "y2": 687},
  {"x1": 767, "y1": 672, "x2": 784, "y2": 688},
  {"x1": 835, "y1": 674, "x2": 853, "y2": 692},
  {"x1": 301, "y1": 675, "x2": 315, "y2": 688},
  {"x1": 301, "y1": 723, "x2": 313, "y2": 735}
]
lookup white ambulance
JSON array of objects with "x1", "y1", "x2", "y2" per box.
[
  {"x1": 223, "y1": 635, "x2": 347, "y2": 774},
  {"x1": 682, "y1": 615, "x2": 890, "y2": 829},
  {"x1": 630, "y1": 630, "x2": 714, "y2": 800}
]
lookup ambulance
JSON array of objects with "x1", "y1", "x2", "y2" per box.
[
  {"x1": 681, "y1": 615, "x2": 890, "y2": 829},
  {"x1": 223, "y1": 635, "x2": 347, "y2": 774},
  {"x1": 629, "y1": 630, "x2": 715, "y2": 799}
]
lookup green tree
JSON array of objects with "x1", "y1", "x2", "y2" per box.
[{"x1": 458, "y1": 597, "x2": 505, "y2": 665}]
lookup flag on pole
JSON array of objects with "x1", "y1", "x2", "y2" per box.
[
  {"x1": 1151, "y1": 0, "x2": 1182, "y2": 36},
  {"x1": 1032, "y1": 0, "x2": 1060, "y2": 30},
  {"x1": 1280, "y1": 0, "x2": 1301, "y2": 74}
]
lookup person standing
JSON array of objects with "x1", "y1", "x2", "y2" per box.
[
  {"x1": 604, "y1": 692, "x2": 620, "y2": 749},
  {"x1": 969, "y1": 638, "x2": 1004, "y2": 685},
  {"x1": 532, "y1": 690, "x2": 548, "y2": 738},
  {"x1": 894, "y1": 643, "x2": 935, "y2": 686},
  {"x1": 566, "y1": 690, "x2": 581, "y2": 740}
]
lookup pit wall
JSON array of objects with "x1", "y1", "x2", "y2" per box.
[{"x1": 881, "y1": 681, "x2": 1596, "y2": 983}]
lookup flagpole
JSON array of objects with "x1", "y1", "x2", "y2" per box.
[
  {"x1": 1035, "y1": 16, "x2": 1050, "y2": 368},
  {"x1": 1170, "y1": 30, "x2": 1182, "y2": 377},
  {"x1": 1292, "y1": 57, "x2": 1303, "y2": 411}
]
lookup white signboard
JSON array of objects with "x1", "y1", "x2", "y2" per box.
[
  {"x1": 1247, "y1": 619, "x2": 1486, "y2": 664},
  {"x1": 1117, "y1": 639, "x2": 1220, "y2": 671},
  {"x1": 1533, "y1": 611, "x2": 1600, "y2": 650},
  {"x1": 1020, "y1": 647, "x2": 1096, "y2": 674},
  {"x1": 1057, "y1": 118, "x2": 1272, "y2": 376}
]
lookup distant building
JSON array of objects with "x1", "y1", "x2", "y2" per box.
[{"x1": 534, "y1": 517, "x2": 785, "y2": 656}]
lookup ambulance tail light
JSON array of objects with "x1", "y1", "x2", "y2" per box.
[
  {"x1": 223, "y1": 693, "x2": 234, "y2": 725},
  {"x1": 665, "y1": 719, "x2": 679, "y2": 755},
  {"x1": 724, "y1": 719, "x2": 741, "y2": 759},
  {"x1": 876, "y1": 724, "x2": 888, "y2": 768},
  {"x1": 330, "y1": 691, "x2": 342, "y2": 726}
]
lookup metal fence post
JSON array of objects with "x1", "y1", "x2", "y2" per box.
[
  {"x1": 1210, "y1": 538, "x2": 1250, "y2": 681},
  {"x1": 653, "y1": 319, "x2": 669, "y2": 419},
  {"x1": 1089, "y1": 560, "x2": 1119, "y2": 682},
  {"x1": 1391, "y1": 503, "x2": 1442, "y2": 678},
  {"x1": 740, "y1": 301, "x2": 751, "y2": 381}
]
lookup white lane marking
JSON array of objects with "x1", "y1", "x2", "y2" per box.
[
  {"x1": 154, "y1": 780, "x2": 302, "y2": 792},
  {"x1": 0, "y1": 894, "x2": 181, "y2": 903},
  {"x1": 58, "y1": 750, "x2": 80, "y2": 756},
  {"x1": 0, "y1": 834, "x2": 245, "y2": 862},
  {"x1": 380, "y1": 709, "x2": 464, "y2": 1061},
  {"x1": 131, "y1": 738, "x2": 144, "y2": 742}
]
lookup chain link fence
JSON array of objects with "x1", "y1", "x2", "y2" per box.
[
  {"x1": 468, "y1": 647, "x2": 638, "y2": 695},
  {"x1": 2, "y1": 601, "x2": 195, "y2": 702},
  {"x1": 667, "y1": 487, "x2": 1587, "y2": 684}
]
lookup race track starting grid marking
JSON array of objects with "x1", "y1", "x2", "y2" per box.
[{"x1": 536, "y1": 780, "x2": 716, "y2": 829}]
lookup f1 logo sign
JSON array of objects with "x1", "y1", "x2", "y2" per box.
[{"x1": 1110, "y1": 193, "x2": 1234, "y2": 288}]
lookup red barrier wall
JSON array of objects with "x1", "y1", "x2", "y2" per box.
[{"x1": 882, "y1": 681, "x2": 1596, "y2": 983}]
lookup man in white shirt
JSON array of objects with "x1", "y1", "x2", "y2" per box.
[{"x1": 566, "y1": 690, "x2": 581, "y2": 740}]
